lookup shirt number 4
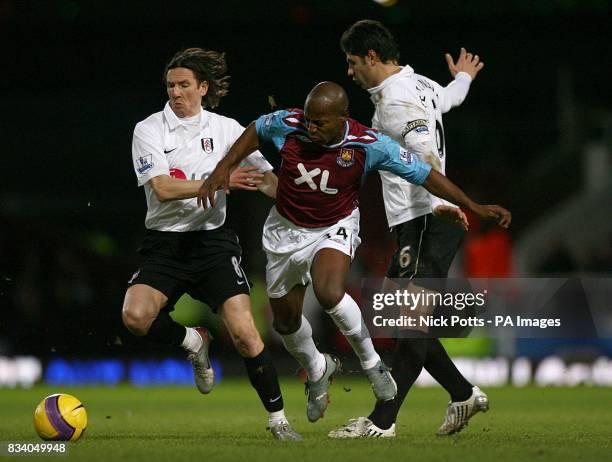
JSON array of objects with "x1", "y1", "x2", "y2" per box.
[{"x1": 325, "y1": 227, "x2": 348, "y2": 240}]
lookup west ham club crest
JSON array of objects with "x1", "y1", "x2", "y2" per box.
[
  {"x1": 201, "y1": 138, "x2": 214, "y2": 154},
  {"x1": 336, "y1": 148, "x2": 355, "y2": 167}
]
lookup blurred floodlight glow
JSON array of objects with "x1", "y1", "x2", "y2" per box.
[{"x1": 373, "y1": 0, "x2": 398, "y2": 7}]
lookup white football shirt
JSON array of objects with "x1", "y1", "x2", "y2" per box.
[
  {"x1": 368, "y1": 65, "x2": 472, "y2": 227},
  {"x1": 132, "y1": 102, "x2": 272, "y2": 231}
]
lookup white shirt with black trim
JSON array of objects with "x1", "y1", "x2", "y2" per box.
[
  {"x1": 368, "y1": 66, "x2": 472, "y2": 227},
  {"x1": 132, "y1": 102, "x2": 272, "y2": 232}
]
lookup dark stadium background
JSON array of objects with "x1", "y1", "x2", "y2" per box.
[{"x1": 1, "y1": 1, "x2": 610, "y2": 379}]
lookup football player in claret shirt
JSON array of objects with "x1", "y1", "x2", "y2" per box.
[
  {"x1": 198, "y1": 81, "x2": 510, "y2": 424},
  {"x1": 123, "y1": 47, "x2": 301, "y2": 441}
]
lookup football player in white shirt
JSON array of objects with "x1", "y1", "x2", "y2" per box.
[
  {"x1": 122, "y1": 48, "x2": 300, "y2": 440},
  {"x1": 329, "y1": 20, "x2": 495, "y2": 438}
]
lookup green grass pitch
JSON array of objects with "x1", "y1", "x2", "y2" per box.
[{"x1": 1, "y1": 378, "x2": 611, "y2": 462}]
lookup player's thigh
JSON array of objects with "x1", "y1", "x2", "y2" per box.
[
  {"x1": 422, "y1": 216, "x2": 465, "y2": 277},
  {"x1": 122, "y1": 284, "x2": 167, "y2": 330},
  {"x1": 386, "y1": 215, "x2": 429, "y2": 279},
  {"x1": 220, "y1": 294, "x2": 264, "y2": 356},
  {"x1": 269, "y1": 285, "x2": 307, "y2": 334},
  {"x1": 262, "y1": 209, "x2": 311, "y2": 299},
  {"x1": 408, "y1": 216, "x2": 465, "y2": 295},
  {"x1": 264, "y1": 248, "x2": 311, "y2": 300},
  {"x1": 311, "y1": 247, "x2": 351, "y2": 308}
]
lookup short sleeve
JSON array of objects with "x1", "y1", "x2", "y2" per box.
[
  {"x1": 132, "y1": 121, "x2": 170, "y2": 187},
  {"x1": 363, "y1": 131, "x2": 432, "y2": 185},
  {"x1": 242, "y1": 152, "x2": 273, "y2": 172},
  {"x1": 430, "y1": 195, "x2": 453, "y2": 209},
  {"x1": 255, "y1": 109, "x2": 298, "y2": 151}
]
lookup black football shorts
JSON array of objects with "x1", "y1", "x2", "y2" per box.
[
  {"x1": 127, "y1": 227, "x2": 251, "y2": 312},
  {"x1": 386, "y1": 213, "x2": 465, "y2": 282},
  {"x1": 386, "y1": 214, "x2": 473, "y2": 337}
]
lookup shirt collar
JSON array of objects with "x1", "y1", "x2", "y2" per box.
[
  {"x1": 163, "y1": 102, "x2": 209, "y2": 130},
  {"x1": 324, "y1": 121, "x2": 350, "y2": 148},
  {"x1": 367, "y1": 65, "x2": 414, "y2": 103}
]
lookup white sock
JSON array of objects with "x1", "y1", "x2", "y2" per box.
[
  {"x1": 268, "y1": 409, "x2": 287, "y2": 427},
  {"x1": 281, "y1": 316, "x2": 326, "y2": 382},
  {"x1": 181, "y1": 327, "x2": 202, "y2": 353},
  {"x1": 326, "y1": 293, "x2": 380, "y2": 370}
]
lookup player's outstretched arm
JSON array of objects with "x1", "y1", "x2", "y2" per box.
[
  {"x1": 197, "y1": 123, "x2": 261, "y2": 209},
  {"x1": 143, "y1": 166, "x2": 262, "y2": 204},
  {"x1": 446, "y1": 47, "x2": 484, "y2": 80},
  {"x1": 423, "y1": 169, "x2": 511, "y2": 228},
  {"x1": 149, "y1": 175, "x2": 206, "y2": 202}
]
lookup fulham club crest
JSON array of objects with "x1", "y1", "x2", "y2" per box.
[
  {"x1": 201, "y1": 138, "x2": 214, "y2": 154},
  {"x1": 336, "y1": 148, "x2": 355, "y2": 167}
]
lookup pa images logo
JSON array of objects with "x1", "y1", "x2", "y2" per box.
[{"x1": 336, "y1": 148, "x2": 355, "y2": 167}]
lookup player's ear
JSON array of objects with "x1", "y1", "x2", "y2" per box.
[
  {"x1": 366, "y1": 49, "x2": 379, "y2": 65},
  {"x1": 199, "y1": 80, "x2": 209, "y2": 96}
]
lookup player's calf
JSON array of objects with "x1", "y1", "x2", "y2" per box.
[{"x1": 221, "y1": 295, "x2": 265, "y2": 357}]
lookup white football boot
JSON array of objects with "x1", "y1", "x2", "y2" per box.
[
  {"x1": 437, "y1": 386, "x2": 489, "y2": 436},
  {"x1": 328, "y1": 417, "x2": 396, "y2": 438},
  {"x1": 269, "y1": 420, "x2": 303, "y2": 441},
  {"x1": 186, "y1": 327, "x2": 214, "y2": 394}
]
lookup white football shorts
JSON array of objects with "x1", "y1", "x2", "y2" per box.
[{"x1": 262, "y1": 206, "x2": 361, "y2": 298}]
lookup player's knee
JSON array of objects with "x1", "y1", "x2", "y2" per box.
[
  {"x1": 314, "y1": 284, "x2": 344, "y2": 311},
  {"x1": 231, "y1": 336, "x2": 250, "y2": 357},
  {"x1": 231, "y1": 329, "x2": 264, "y2": 358},
  {"x1": 122, "y1": 305, "x2": 150, "y2": 336},
  {"x1": 272, "y1": 313, "x2": 302, "y2": 335}
]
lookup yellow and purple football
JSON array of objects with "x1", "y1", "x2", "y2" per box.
[{"x1": 33, "y1": 393, "x2": 87, "y2": 441}]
